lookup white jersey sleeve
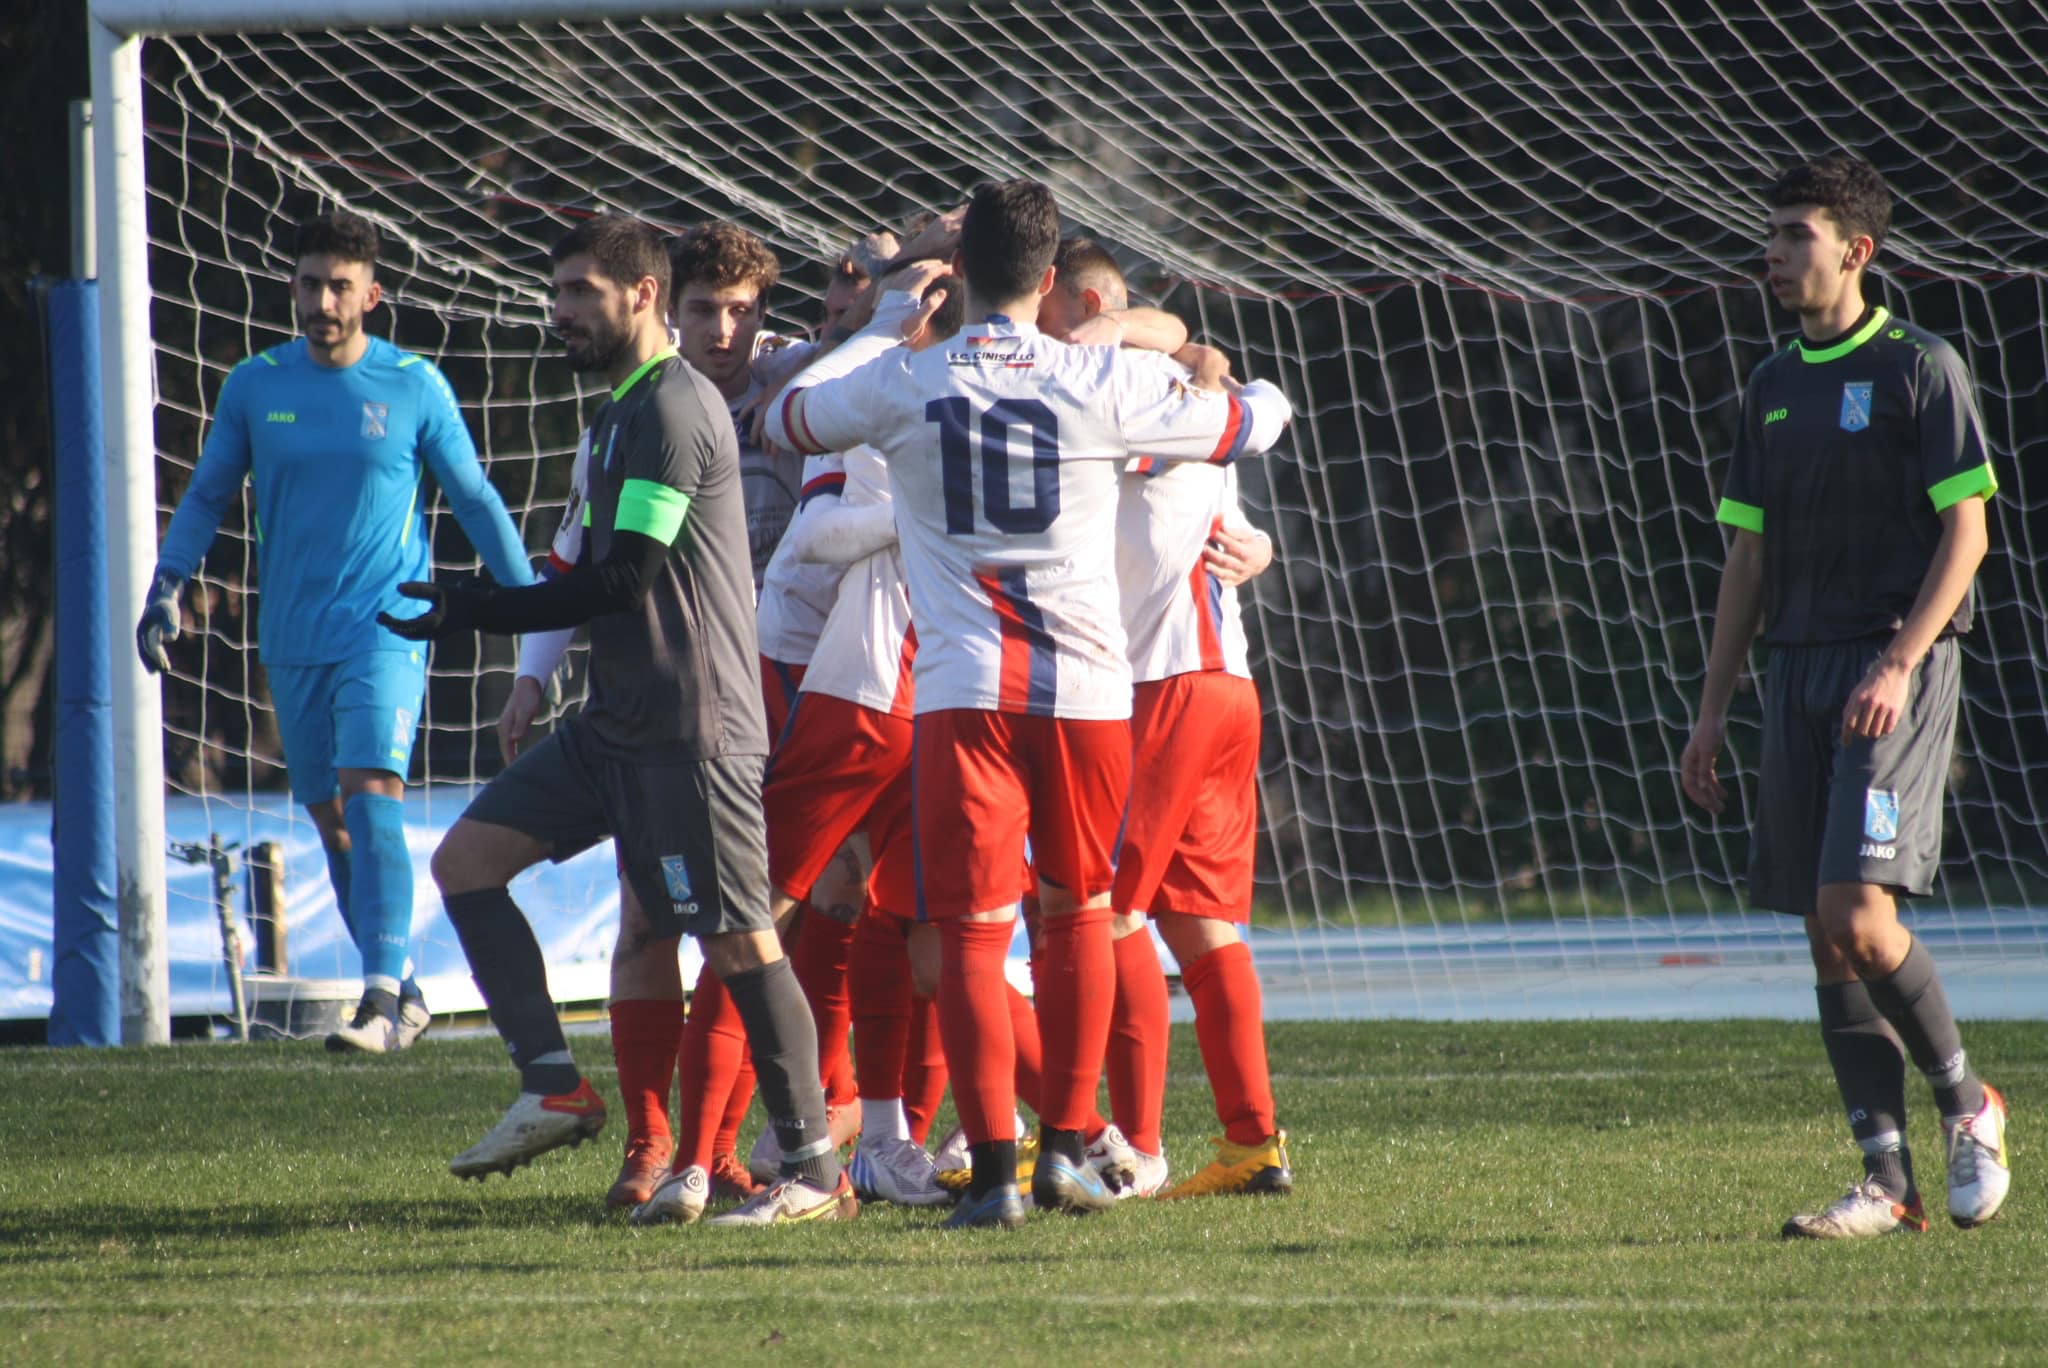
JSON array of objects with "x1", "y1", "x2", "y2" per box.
[
  {"x1": 797, "y1": 447, "x2": 918, "y2": 718},
  {"x1": 1116, "y1": 459, "x2": 1252, "y2": 683},
  {"x1": 516, "y1": 429, "x2": 590, "y2": 683}
]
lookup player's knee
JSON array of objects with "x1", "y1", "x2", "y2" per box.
[{"x1": 1813, "y1": 884, "x2": 1899, "y2": 967}]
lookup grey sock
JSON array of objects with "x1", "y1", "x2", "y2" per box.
[
  {"x1": 443, "y1": 887, "x2": 578, "y2": 1095},
  {"x1": 1865, "y1": 937, "x2": 1984, "y2": 1120},
  {"x1": 1817, "y1": 980, "x2": 1914, "y2": 1200},
  {"x1": 722, "y1": 957, "x2": 838, "y2": 1189}
]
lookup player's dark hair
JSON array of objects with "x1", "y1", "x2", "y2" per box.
[
  {"x1": 959, "y1": 179, "x2": 1060, "y2": 305},
  {"x1": 666, "y1": 220, "x2": 780, "y2": 297},
  {"x1": 294, "y1": 211, "x2": 380, "y2": 269},
  {"x1": 1053, "y1": 236, "x2": 1129, "y2": 311},
  {"x1": 1768, "y1": 153, "x2": 1892, "y2": 257},
  {"x1": 553, "y1": 213, "x2": 671, "y2": 311},
  {"x1": 923, "y1": 273, "x2": 965, "y2": 339}
]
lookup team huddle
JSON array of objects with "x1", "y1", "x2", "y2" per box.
[{"x1": 140, "y1": 155, "x2": 2011, "y2": 1238}]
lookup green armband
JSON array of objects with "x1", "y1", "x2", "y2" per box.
[
  {"x1": 1715, "y1": 498, "x2": 1763, "y2": 534},
  {"x1": 615, "y1": 478, "x2": 690, "y2": 545},
  {"x1": 1928, "y1": 463, "x2": 1998, "y2": 512}
]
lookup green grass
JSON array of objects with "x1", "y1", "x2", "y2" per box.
[{"x1": 2, "y1": 1020, "x2": 2042, "y2": 1364}]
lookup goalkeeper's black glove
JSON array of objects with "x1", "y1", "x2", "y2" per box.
[
  {"x1": 136, "y1": 569, "x2": 184, "y2": 674},
  {"x1": 378, "y1": 577, "x2": 493, "y2": 641}
]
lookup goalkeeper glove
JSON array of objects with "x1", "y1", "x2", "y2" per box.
[
  {"x1": 136, "y1": 569, "x2": 184, "y2": 674},
  {"x1": 377, "y1": 577, "x2": 492, "y2": 641}
]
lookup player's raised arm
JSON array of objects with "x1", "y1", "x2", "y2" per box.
[
  {"x1": 1109, "y1": 348, "x2": 1292, "y2": 467},
  {"x1": 761, "y1": 274, "x2": 941, "y2": 457}
]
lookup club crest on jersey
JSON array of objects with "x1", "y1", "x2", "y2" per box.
[
  {"x1": 1864, "y1": 788, "x2": 1900, "y2": 843},
  {"x1": 1838, "y1": 382, "x2": 1872, "y2": 432},
  {"x1": 361, "y1": 401, "x2": 389, "y2": 438},
  {"x1": 661, "y1": 854, "x2": 698, "y2": 916}
]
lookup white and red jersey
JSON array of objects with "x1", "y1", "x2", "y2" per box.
[
  {"x1": 797, "y1": 446, "x2": 917, "y2": 718},
  {"x1": 514, "y1": 429, "x2": 592, "y2": 684},
  {"x1": 754, "y1": 304, "x2": 923, "y2": 664},
  {"x1": 1116, "y1": 459, "x2": 1253, "y2": 683},
  {"x1": 770, "y1": 315, "x2": 1291, "y2": 719}
]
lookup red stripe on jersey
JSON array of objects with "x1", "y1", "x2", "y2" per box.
[
  {"x1": 783, "y1": 388, "x2": 826, "y2": 455},
  {"x1": 892, "y1": 622, "x2": 919, "y2": 717},
  {"x1": 1207, "y1": 394, "x2": 1246, "y2": 464},
  {"x1": 975, "y1": 571, "x2": 1035, "y2": 713},
  {"x1": 799, "y1": 471, "x2": 846, "y2": 507},
  {"x1": 545, "y1": 549, "x2": 574, "y2": 578},
  {"x1": 1189, "y1": 536, "x2": 1225, "y2": 673}
]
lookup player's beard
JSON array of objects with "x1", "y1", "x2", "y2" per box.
[
  {"x1": 299, "y1": 311, "x2": 354, "y2": 350},
  {"x1": 562, "y1": 305, "x2": 630, "y2": 373}
]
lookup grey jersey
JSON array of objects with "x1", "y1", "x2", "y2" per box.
[
  {"x1": 732, "y1": 379, "x2": 804, "y2": 587},
  {"x1": 1718, "y1": 306, "x2": 1997, "y2": 646},
  {"x1": 579, "y1": 352, "x2": 769, "y2": 761}
]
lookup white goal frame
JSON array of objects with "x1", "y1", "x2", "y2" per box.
[{"x1": 86, "y1": 0, "x2": 892, "y2": 1042}]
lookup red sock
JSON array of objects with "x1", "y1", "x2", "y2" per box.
[
  {"x1": 849, "y1": 910, "x2": 912, "y2": 1103},
  {"x1": 1007, "y1": 981, "x2": 1043, "y2": 1116},
  {"x1": 1035, "y1": 905, "x2": 1115, "y2": 1133},
  {"x1": 791, "y1": 907, "x2": 858, "y2": 1105},
  {"x1": 674, "y1": 965, "x2": 751, "y2": 1170},
  {"x1": 1183, "y1": 940, "x2": 1276, "y2": 1144},
  {"x1": 904, "y1": 993, "x2": 948, "y2": 1144},
  {"x1": 1108, "y1": 927, "x2": 1170, "y2": 1155},
  {"x1": 938, "y1": 919, "x2": 1018, "y2": 1144},
  {"x1": 714, "y1": 1053, "x2": 756, "y2": 1161},
  {"x1": 608, "y1": 998, "x2": 685, "y2": 1149}
]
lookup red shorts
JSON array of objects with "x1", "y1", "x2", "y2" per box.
[
  {"x1": 759, "y1": 656, "x2": 807, "y2": 752},
  {"x1": 763, "y1": 692, "x2": 913, "y2": 911},
  {"x1": 912, "y1": 709, "x2": 1131, "y2": 919},
  {"x1": 1111, "y1": 673, "x2": 1258, "y2": 920}
]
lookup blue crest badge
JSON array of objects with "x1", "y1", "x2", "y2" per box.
[
  {"x1": 1839, "y1": 382, "x2": 1872, "y2": 432},
  {"x1": 1864, "y1": 788, "x2": 1900, "y2": 843},
  {"x1": 361, "y1": 401, "x2": 389, "y2": 438},
  {"x1": 661, "y1": 855, "x2": 694, "y2": 902}
]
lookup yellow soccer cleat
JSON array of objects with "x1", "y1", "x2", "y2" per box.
[
  {"x1": 1159, "y1": 1131, "x2": 1293, "y2": 1199},
  {"x1": 935, "y1": 1134, "x2": 1038, "y2": 1195}
]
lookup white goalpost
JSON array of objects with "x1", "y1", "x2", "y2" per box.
[{"x1": 86, "y1": 0, "x2": 2048, "y2": 1041}]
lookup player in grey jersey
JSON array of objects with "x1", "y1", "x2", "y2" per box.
[
  {"x1": 382, "y1": 213, "x2": 855, "y2": 1226},
  {"x1": 1681, "y1": 153, "x2": 2007, "y2": 1239}
]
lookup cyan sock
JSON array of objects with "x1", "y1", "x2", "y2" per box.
[{"x1": 343, "y1": 792, "x2": 415, "y2": 987}]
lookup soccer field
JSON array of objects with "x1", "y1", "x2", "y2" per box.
[{"x1": 2, "y1": 1020, "x2": 2039, "y2": 1364}]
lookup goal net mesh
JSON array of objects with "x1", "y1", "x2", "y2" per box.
[{"x1": 137, "y1": 0, "x2": 2048, "y2": 1016}]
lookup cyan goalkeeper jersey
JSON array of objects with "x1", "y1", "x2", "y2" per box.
[{"x1": 157, "y1": 335, "x2": 532, "y2": 665}]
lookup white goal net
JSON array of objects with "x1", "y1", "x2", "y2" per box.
[{"x1": 131, "y1": 0, "x2": 2048, "y2": 1019}]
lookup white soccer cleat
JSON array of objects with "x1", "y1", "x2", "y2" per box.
[
  {"x1": 1781, "y1": 1176, "x2": 1926, "y2": 1240},
  {"x1": 746, "y1": 1125, "x2": 783, "y2": 1186},
  {"x1": 1086, "y1": 1122, "x2": 1140, "y2": 1193},
  {"x1": 704, "y1": 1173, "x2": 859, "y2": 1227},
  {"x1": 324, "y1": 1004, "x2": 394, "y2": 1054},
  {"x1": 391, "y1": 998, "x2": 432, "y2": 1050},
  {"x1": 848, "y1": 1137, "x2": 951, "y2": 1207},
  {"x1": 449, "y1": 1080, "x2": 608, "y2": 1180},
  {"x1": 631, "y1": 1163, "x2": 711, "y2": 1226},
  {"x1": 1122, "y1": 1147, "x2": 1170, "y2": 1199},
  {"x1": 1945, "y1": 1083, "x2": 2011, "y2": 1229}
]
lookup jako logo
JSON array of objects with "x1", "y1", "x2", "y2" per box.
[
  {"x1": 1764, "y1": 407, "x2": 1788, "y2": 424},
  {"x1": 1860, "y1": 842, "x2": 1897, "y2": 860},
  {"x1": 265, "y1": 411, "x2": 296, "y2": 423}
]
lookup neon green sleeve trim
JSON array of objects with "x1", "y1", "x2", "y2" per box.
[
  {"x1": 615, "y1": 477, "x2": 690, "y2": 544},
  {"x1": 1928, "y1": 462, "x2": 1998, "y2": 512},
  {"x1": 581, "y1": 503, "x2": 591, "y2": 527},
  {"x1": 1716, "y1": 498, "x2": 1764, "y2": 533}
]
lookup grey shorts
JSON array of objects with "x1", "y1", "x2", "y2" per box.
[
  {"x1": 463, "y1": 714, "x2": 773, "y2": 940},
  {"x1": 1748, "y1": 638, "x2": 1959, "y2": 916}
]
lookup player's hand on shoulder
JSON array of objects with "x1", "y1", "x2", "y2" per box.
[
  {"x1": 1172, "y1": 342, "x2": 1233, "y2": 393},
  {"x1": 1679, "y1": 716, "x2": 1727, "y2": 814},
  {"x1": 894, "y1": 204, "x2": 965, "y2": 264},
  {"x1": 135, "y1": 569, "x2": 185, "y2": 674}
]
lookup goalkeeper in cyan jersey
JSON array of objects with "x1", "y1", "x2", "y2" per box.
[{"x1": 139, "y1": 211, "x2": 533, "y2": 1053}]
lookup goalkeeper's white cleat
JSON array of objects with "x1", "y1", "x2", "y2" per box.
[
  {"x1": 1781, "y1": 1177, "x2": 1926, "y2": 1240},
  {"x1": 391, "y1": 998, "x2": 432, "y2": 1050},
  {"x1": 849, "y1": 1137, "x2": 951, "y2": 1207},
  {"x1": 1086, "y1": 1122, "x2": 1141, "y2": 1192},
  {"x1": 934, "y1": 1109, "x2": 1025, "y2": 1173},
  {"x1": 449, "y1": 1080, "x2": 607, "y2": 1180},
  {"x1": 631, "y1": 1163, "x2": 710, "y2": 1226},
  {"x1": 324, "y1": 1003, "x2": 395, "y2": 1054},
  {"x1": 1944, "y1": 1083, "x2": 2011, "y2": 1229}
]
